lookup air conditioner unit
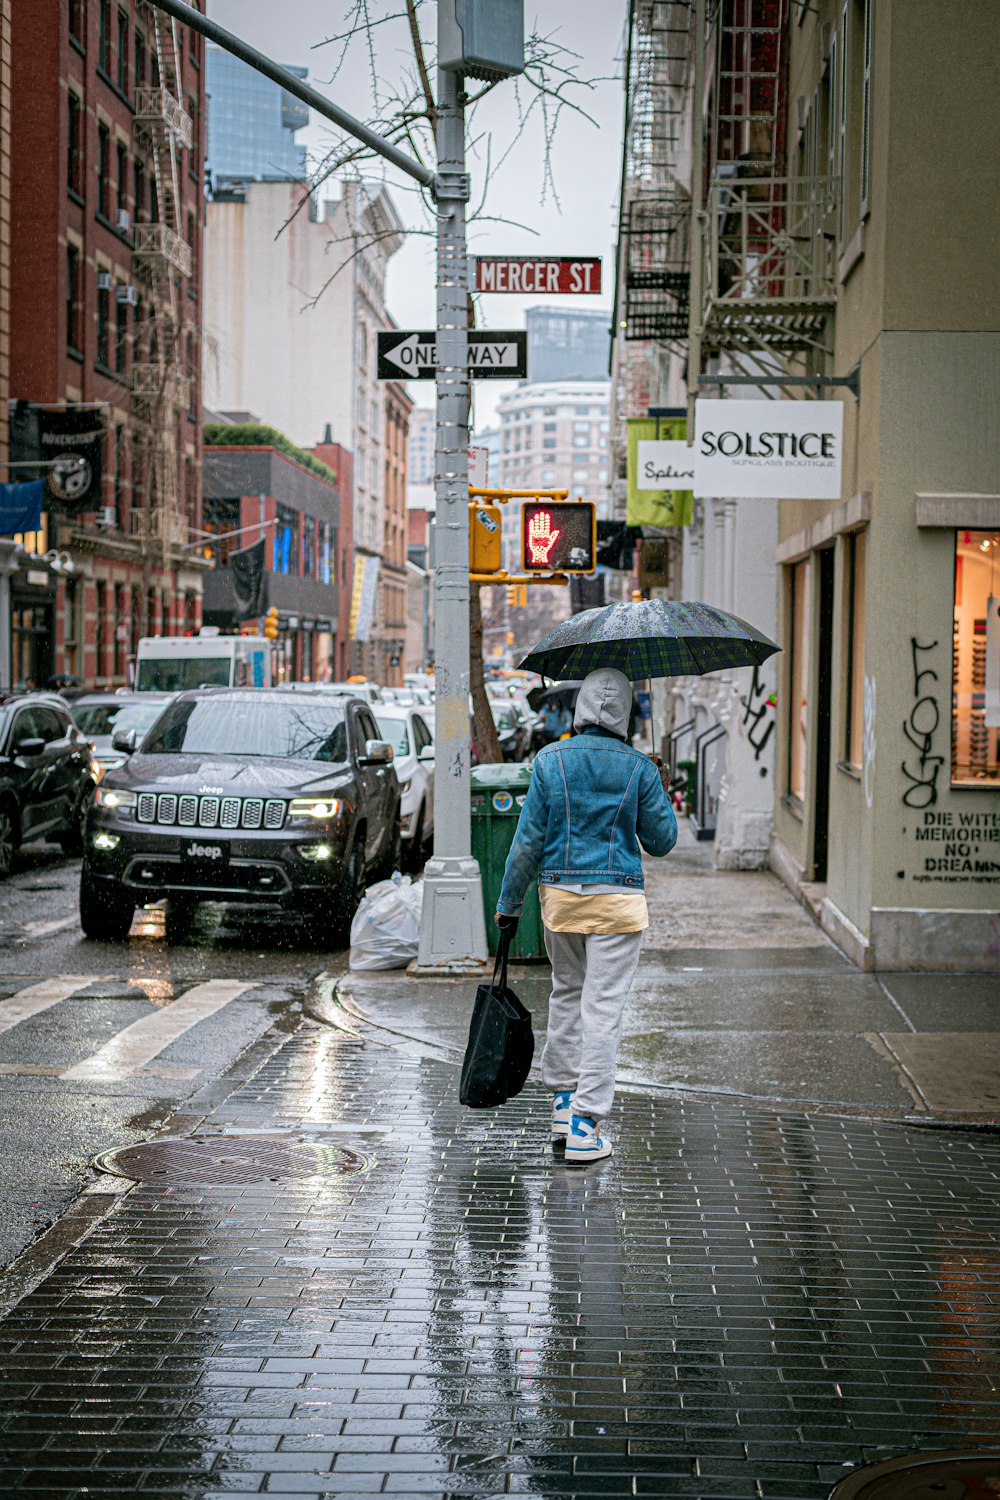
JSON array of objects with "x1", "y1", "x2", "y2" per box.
[
  {"x1": 115, "y1": 208, "x2": 131, "y2": 233},
  {"x1": 97, "y1": 271, "x2": 113, "y2": 291},
  {"x1": 116, "y1": 284, "x2": 138, "y2": 305},
  {"x1": 96, "y1": 505, "x2": 117, "y2": 528}
]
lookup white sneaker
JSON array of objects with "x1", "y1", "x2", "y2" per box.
[
  {"x1": 565, "y1": 1113, "x2": 613, "y2": 1164},
  {"x1": 550, "y1": 1091, "x2": 573, "y2": 1147}
]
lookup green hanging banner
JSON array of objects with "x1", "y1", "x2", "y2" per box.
[{"x1": 626, "y1": 416, "x2": 694, "y2": 527}]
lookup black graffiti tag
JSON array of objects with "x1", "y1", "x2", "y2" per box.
[
  {"x1": 740, "y1": 666, "x2": 775, "y2": 763},
  {"x1": 901, "y1": 638, "x2": 944, "y2": 809}
]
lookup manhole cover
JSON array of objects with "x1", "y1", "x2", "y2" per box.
[
  {"x1": 828, "y1": 1450, "x2": 1000, "y2": 1498},
  {"x1": 94, "y1": 1133, "x2": 371, "y2": 1185}
]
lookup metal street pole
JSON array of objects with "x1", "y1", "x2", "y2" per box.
[
  {"x1": 416, "y1": 58, "x2": 487, "y2": 968},
  {"x1": 142, "y1": 0, "x2": 492, "y2": 967}
]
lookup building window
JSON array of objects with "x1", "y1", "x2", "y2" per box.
[
  {"x1": 97, "y1": 123, "x2": 111, "y2": 218},
  {"x1": 95, "y1": 581, "x2": 107, "y2": 679},
  {"x1": 542, "y1": 469, "x2": 556, "y2": 483},
  {"x1": 843, "y1": 529, "x2": 867, "y2": 769},
  {"x1": 787, "y1": 559, "x2": 811, "y2": 804},
  {"x1": 98, "y1": 0, "x2": 111, "y2": 73},
  {"x1": 67, "y1": 92, "x2": 84, "y2": 195},
  {"x1": 114, "y1": 289, "x2": 128, "y2": 373},
  {"x1": 96, "y1": 277, "x2": 110, "y2": 365},
  {"x1": 859, "y1": 0, "x2": 874, "y2": 215},
  {"x1": 573, "y1": 435, "x2": 589, "y2": 448},
  {"x1": 115, "y1": 583, "x2": 127, "y2": 676},
  {"x1": 952, "y1": 530, "x2": 1000, "y2": 787},
  {"x1": 66, "y1": 245, "x2": 83, "y2": 354},
  {"x1": 303, "y1": 515, "x2": 317, "y2": 579},
  {"x1": 274, "y1": 506, "x2": 298, "y2": 575},
  {"x1": 116, "y1": 9, "x2": 128, "y2": 92},
  {"x1": 543, "y1": 422, "x2": 556, "y2": 433},
  {"x1": 134, "y1": 28, "x2": 145, "y2": 90},
  {"x1": 133, "y1": 158, "x2": 145, "y2": 222},
  {"x1": 63, "y1": 578, "x2": 79, "y2": 673},
  {"x1": 69, "y1": 0, "x2": 85, "y2": 46},
  {"x1": 116, "y1": 140, "x2": 128, "y2": 218},
  {"x1": 572, "y1": 469, "x2": 588, "y2": 482},
  {"x1": 543, "y1": 438, "x2": 556, "y2": 450}
]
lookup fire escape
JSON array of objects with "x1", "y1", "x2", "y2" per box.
[
  {"x1": 610, "y1": 1, "x2": 694, "y2": 513},
  {"x1": 694, "y1": 0, "x2": 838, "y2": 387},
  {"x1": 131, "y1": 5, "x2": 193, "y2": 564}
]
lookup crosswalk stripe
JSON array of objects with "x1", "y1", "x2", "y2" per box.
[
  {"x1": 60, "y1": 980, "x2": 255, "y2": 1081},
  {"x1": 21, "y1": 916, "x2": 80, "y2": 938},
  {"x1": 0, "y1": 976, "x2": 105, "y2": 1037}
]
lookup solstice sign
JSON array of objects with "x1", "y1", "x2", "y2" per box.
[{"x1": 694, "y1": 398, "x2": 843, "y2": 499}]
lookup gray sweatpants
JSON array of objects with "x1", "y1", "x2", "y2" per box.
[{"x1": 541, "y1": 927, "x2": 643, "y2": 1120}]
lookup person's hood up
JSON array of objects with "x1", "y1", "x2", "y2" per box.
[{"x1": 573, "y1": 668, "x2": 632, "y2": 738}]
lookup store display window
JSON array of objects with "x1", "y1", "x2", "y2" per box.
[{"x1": 952, "y1": 530, "x2": 1000, "y2": 786}]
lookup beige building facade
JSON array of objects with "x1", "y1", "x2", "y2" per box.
[{"x1": 770, "y1": 0, "x2": 1000, "y2": 970}]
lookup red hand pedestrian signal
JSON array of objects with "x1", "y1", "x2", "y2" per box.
[
  {"x1": 520, "y1": 500, "x2": 597, "y2": 574},
  {"x1": 527, "y1": 509, "x2": 561, "y2": 566}
]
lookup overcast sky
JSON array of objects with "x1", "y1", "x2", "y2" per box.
[{"x1": 207, "y1": 0, "x2": 626, "y2": 431}]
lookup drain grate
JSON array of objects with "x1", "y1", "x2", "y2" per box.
[
  {"x1": 828, "y1": 1449, "x2": 1000, "y2": 1498},
  {"x1": 94, "y1": 1133, "x2": 371, "y2": 1185}
]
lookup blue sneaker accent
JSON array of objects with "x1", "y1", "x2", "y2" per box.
[
  {"x1": 551, "y1": 1091, "x2": 573, "y2": 1147},
  {"x1": 565, "y1": 1113, "x2": 612, "y2": 1164}
]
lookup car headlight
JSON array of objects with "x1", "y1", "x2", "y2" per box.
[
  {"x1": 287, "y1": 797, "x2": 342, "y2": 823},
  {"x1": 95, "y1": 787, "x2": 137, "y2": 812},
  {"x1": 300, "y1": 843, "x2": 334, "y2": 862}
]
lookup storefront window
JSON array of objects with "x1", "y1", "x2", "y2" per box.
[
  {"x1": 788, "y1": 559, "x2": 811, "y2": 804},
  {"x1": 952, "y1": 530, "x2": 1000, "y2": 787},
  {"x1": 844, "y1": 528, "x2": 867, "y2": 768}
]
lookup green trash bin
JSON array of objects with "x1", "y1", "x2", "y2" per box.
[{"x1": 471, "y1": 763, "x2": 546, "y2": 960}]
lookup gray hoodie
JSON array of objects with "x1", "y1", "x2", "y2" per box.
[{"x1": 573, "y1": 668, "x2": 633, "y2": 739}]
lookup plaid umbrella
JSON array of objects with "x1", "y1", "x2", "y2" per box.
[{"x1": 518, "y1": 599, "x2": 780, "y2": 681}]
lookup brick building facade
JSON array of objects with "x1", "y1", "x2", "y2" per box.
[
  {"x1": 379, "y1": 380, "x2": 411, "y2": 687},
  {"x1": 6, "y1": 0, "x2": 206, "y2": 689}
]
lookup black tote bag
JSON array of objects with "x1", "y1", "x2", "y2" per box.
[{"x1": 459, "y1": 927, "x2": 534, "y2": 1108}]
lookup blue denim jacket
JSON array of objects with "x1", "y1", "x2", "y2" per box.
[{"x1": 496, "y1": 727, "x2": 678, "y2": 916}]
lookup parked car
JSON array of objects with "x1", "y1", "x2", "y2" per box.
[
  {"x1": 493, "y1": 700, "x2": 530, "y2": 762},
  {"x1": 0, "y1": 693, "x2": 96, "y2": 876},
  {"x1": 81, "y1": 688, "x2": 401, "y2": 944},
  {"x1": 70, "y1": 692, "x2": 176, "y2": 780},
  {"x1": 373, "y1": 703, "x2": 434, "y2": 868}
]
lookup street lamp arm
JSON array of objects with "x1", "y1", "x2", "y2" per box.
[{"x1": 142, "y1": 0, "x2": 436, "y2": 190}]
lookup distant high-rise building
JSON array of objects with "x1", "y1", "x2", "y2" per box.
[
  {"x1": 206, "y1": 46, "x2": 308, "y2": 187},
  {"x1": 407, "y1": 406, "x2": 435, "y2": 485},
  {"x1": 525, "y1": 306, "x2": 611, "y2": 384}
]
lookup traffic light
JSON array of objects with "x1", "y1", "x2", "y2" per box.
[
  {"x1": 469, "y1": 502, "x2": 502, "y2": 574},
  {"x1": 506, "y1": 584, "x2": 517, "y2": 606},
  {"x1": 520, "y1": 500, "x2": 597, "y2": 574},
  {"x1": 263, "y1": 606, "x2": 279, "y2": 641}
]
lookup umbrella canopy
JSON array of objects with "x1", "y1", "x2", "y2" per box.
[
  {"x1": 518, "y1": 599, "x2": 780, "y2": 681},
  {"x1": 528, "y1": 680, "x2": 583, "y2": 711}
]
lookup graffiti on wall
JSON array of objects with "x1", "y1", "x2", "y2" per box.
[
  {"x1": 739, "y1": 666, "x2": 776, "y2": 769},
  {"x1": 901, "y1": 638, "x2": 944, "y2": 809}
]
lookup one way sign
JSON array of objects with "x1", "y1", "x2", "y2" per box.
[{"x1": 377, "y1": 329, "x2": 528, "y2": 381}]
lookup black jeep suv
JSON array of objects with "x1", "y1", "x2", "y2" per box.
[
  {"x1": 0, "y1": 693, "x2": 95, "y2": 876},
  {"x1": 81, "y1": 689, "x2": 401, "y2": 943}
]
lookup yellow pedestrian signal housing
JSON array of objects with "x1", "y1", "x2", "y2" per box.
[
  {"x1": 263, "y1": 606, "x2": 280, "y2": 641},
  {"x1": 520, "y1": 500, "x2": 596, "y2": 574},
  {"x1": 470, "y1": 502, "x2": 503, "y2": 574},
  {"x1": 505, "y1": 584, "x2": 517, "y2": 606}
]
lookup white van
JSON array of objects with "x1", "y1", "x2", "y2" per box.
[{"x1": 134, "y1": 631, "x2": 272, "y2": 692}]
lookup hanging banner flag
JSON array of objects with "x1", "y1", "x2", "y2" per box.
[
  {"x1": 626, "y1": 416, "x2": 693, "y2": 527},
  {"x1": 0, "y1": 480, "x2": 44, "y2": 536},
  {"x1": 693, "y1": 398, "x2": 843, "y2": 499},
  {"x1": 350, "y1": 555, "x2": 381, "y2": 642},
  {"x1": 35, "y1": 407, "x2": 105, "y2": 512},
  {"x1": 229, "y1": 538, "x2": 266, "y2": 619}
]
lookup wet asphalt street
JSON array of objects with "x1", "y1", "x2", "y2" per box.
[{"x1": 0, "y1": 843, "x2": 332, "y2": 1271}]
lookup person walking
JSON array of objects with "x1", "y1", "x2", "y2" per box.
[{"x1": 495, "y1": 668, "x2": 677, "y2": 1164}]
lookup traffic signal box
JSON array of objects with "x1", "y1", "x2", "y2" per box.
[
  {"x1": 263, "y1": 606, "x2": 280, "y2": 641},
  {"x1": 520, "y1": 500, "x2": 596, "y2": 575},
  {"x1": 469, "y1": 488, "x2": 596, "y2": 584}
]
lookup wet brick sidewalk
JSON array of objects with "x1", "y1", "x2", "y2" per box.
[{"x1": 1, "y1": 1022, "x2": 999, "y2": 1499}]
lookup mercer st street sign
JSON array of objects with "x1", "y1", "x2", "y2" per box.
[
  {"x1": 473, "y1": 256, "x2": 602, "y2": 294},
  {"x1": 377, "y1": 329, "x2": 528, "y2": 380}
]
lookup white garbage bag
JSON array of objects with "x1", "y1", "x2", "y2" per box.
[{"x1": 349, "y1": 873, "x2": 423, "y2": 971}]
